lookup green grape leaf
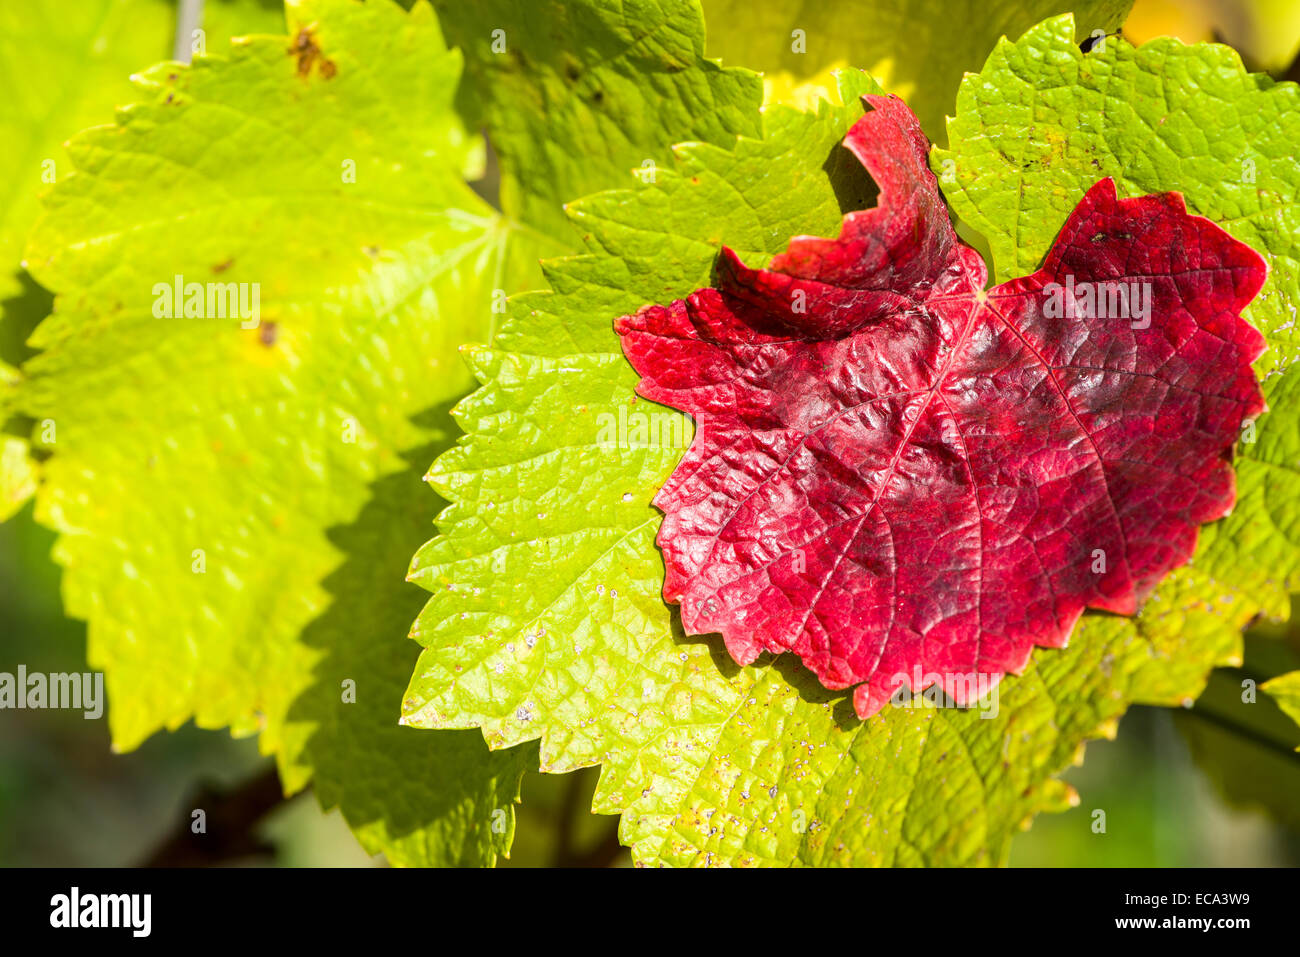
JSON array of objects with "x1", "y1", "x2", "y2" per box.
[
  {"x1": 0, "y1": 0, "x2": 173, "y2": 303},
  {"x1": 1, "y1": 359, "x2": 34, "y2": 521},
  {"x1": 0, "y1": 0, "x2": 298, "y2": 521},
  {"x1": 1264, "y1": 671, "x2": 1300, "y2": 746},
  {"x1": 202, "y1": 0, "x2": 295, "y2": 43},
  {"x1": 405, "y1": 37, "x2": 1298, "y2": 863},
  {"x1": 696, "y1": 0, "x2": 1132, "y2": 139},
  {"x1": 0, "y1": 0, "x2": 175, "y2": 515},
  {"x1": 0, "y1": 436, "x2": 37, "y2": 522},
  {"x1": 5, "y1": 0, "x2": 795, "y2": 866},
  {"x1": 433, "y1": 0, "x2": 763, "y2": 242},
  {"x1": 0, "y1": 0, "x2": 291, "y2": 300},
  {"x1": 14, "y1": 0, "x2": 535, "y2": 866}
]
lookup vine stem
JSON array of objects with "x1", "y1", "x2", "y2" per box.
[
  {"x1": 175, "y1": 0, "x2": 204, "y2": 63},
  {"x1": 140, "y1": 767, "x2": 299, "y2": 867},
  {"x1": 1180, "y1": 701, "x2": 1300, "y2": 763}
]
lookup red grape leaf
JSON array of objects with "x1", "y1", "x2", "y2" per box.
[{"x1": 615, "y1": 94, "x2": 1267, "y2": 719}]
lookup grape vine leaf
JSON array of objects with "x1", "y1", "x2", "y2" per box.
[
  {"x1": 935, "y1": 15, "x2": 1300, "y2": 625},
  {"x1": 0, "y1": 435, "x2": 37, "y2": 520},
  {"x1": 202, "y1": 0, "x2": 294, "y2": 43},
  {"x1": 6, "y1": 0, "x2": 790, "y2": 865},
  {"x1": 2, "y1": 358, "x2": 35, "y2": 518},
  {"x1": 1264, "y1": 671, "x2": 1300, "y2": 746},
  {"x1": 404, "y1": 52, "x2": 1288, "y2": 864},
  {"x1": 0, "y1": 0, "x2": 291, "y2": 319},
  {"x1": 0, "y1": 0, "x2": 172, "y2": 304},
  {"x1": 614, "y1": 93, "x2": 1267, "y2": 719},
  {"x1": 696, "y1": 0, "x2": 1132, "y2": 138},
  {"x1": 13, "y1": 0, "x2": 537, "y2": 866},
  {"x1": 1, "y1": 0, "x2": 174, "y2": 520},
  {"x1": 0, "y1": 0, "x2": 299, "y2": 521},
  {"x1": 433, "y1": 0, "x2": 763, "y2": 243}
]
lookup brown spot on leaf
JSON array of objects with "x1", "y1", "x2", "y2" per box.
[
  {"x1": 289, "y1": 24, "x2": 337, "y2": 79},
  {"x1": 211, "y1": 258, "x2": 234, "y2": 274},
  {"x1": 259, "y1": 321, "x2": 278, "y2": 347}
]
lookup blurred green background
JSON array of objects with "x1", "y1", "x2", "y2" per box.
[{"x1": 2, "y1": 0, "x2": 1299, "y2": 867}]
